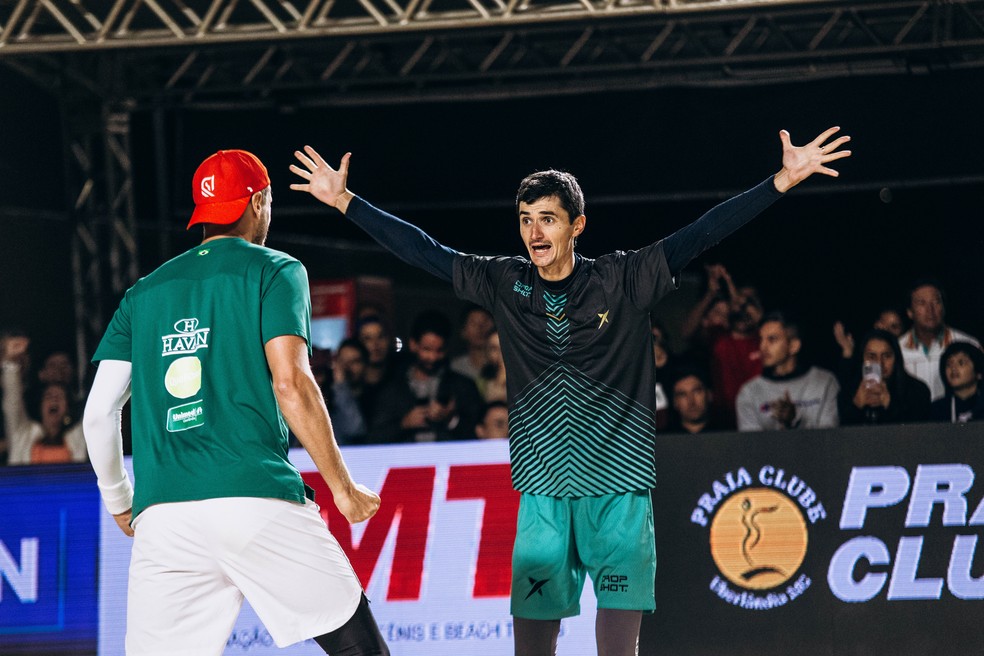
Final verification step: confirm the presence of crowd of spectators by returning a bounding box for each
[2,267,981,466]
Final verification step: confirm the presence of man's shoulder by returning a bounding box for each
[736,375,768,399]
[948,326,981,346]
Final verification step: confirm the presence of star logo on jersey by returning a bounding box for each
[597,309,610,328]
[525,577,550,600]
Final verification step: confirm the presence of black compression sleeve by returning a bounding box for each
[661,176,783,276]
[345,196,457,283]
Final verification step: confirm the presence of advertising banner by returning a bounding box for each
[0,465,99,656]
[641,423,984,656]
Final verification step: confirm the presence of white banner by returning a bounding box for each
[98,440,598,655]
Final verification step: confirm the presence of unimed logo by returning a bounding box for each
[0,538,39,603]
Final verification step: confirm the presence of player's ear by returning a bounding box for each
[573,214,586,237]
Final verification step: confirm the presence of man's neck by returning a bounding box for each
[537,254,576,282]
[773,358,797,377]
[914,325,943,348]
[682,419,708,434]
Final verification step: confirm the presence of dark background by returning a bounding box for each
[2,65,984,369]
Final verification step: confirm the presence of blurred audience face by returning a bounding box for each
[310,347,332,388]
[38,351,74,386]
[862,337,896,380]
[358,320,390,365]
[40,384,70,433]
[672,375,710,426]
[461,308,494,349]
[476,404,509,439]
[874,310,904,337]
[945,351,979,392]
[908,285,944,335]
[702,299,730,332]
[410,332,447,375]
[335,343,367,385]
[759,320,799,372]
[731,287,763,335]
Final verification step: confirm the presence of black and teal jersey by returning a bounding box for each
[454,247,674,496]
[344,176,783,496]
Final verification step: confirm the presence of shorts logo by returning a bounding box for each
[693,465,827,611]
[201,175,216,198]
[162,318,211,356]
[599,574,628,592]
[524,577,549,600]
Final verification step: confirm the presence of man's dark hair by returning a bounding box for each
[515,170,585,221]
[669,364,711,394]
[481,400,509,423]
[907,277,946,308]
[410,309,452,342]
[337,337,369,362]
[761,310,800,342]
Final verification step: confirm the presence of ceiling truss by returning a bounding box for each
[1,1,982,105]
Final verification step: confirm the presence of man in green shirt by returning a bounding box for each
[83,149,390,656]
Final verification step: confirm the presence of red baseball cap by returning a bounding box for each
[188,150,271,229]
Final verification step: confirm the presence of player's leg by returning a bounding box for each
[595,609,642,656]
[313,592,389,655]
[511,494,583,656]
[220,497,388,653]
[574,491,656,656]
[514,617,562,656]
[126,502,245,656]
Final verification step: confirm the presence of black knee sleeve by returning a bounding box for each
[314,593,390,656]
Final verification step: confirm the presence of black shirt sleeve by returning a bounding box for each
[346,195,458,283]
[661,176,783,276]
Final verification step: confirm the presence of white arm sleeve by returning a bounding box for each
[82,360,134,515]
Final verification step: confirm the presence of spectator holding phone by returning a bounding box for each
[839,329,931,425]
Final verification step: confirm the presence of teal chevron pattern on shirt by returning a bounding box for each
[544,291,570,356]
[509,360,657,496]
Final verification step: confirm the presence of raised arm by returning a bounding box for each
[290,146,457,283]
[662,126,851,275]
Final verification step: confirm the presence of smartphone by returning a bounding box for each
[862,361,882,386]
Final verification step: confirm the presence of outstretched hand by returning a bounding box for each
[773,126,851,193]
[289,146,354,214]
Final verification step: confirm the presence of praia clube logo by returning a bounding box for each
[691,465,828,610]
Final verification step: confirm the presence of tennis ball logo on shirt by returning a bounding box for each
[691,465,828,611]
[164,356,202,399]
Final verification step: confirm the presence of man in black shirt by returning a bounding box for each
[290,127,851,655]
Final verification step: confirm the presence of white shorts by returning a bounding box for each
[126,496,363,656]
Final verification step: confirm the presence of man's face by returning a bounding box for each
[759,321,797,369]
[336,345,366,384]
[702,299,730,331]
[478,406,510,439]
[862,338,896,380]
[486,332,503,367]
[908,285,944,334]
[462,309,494,348]
[411,332,447,374]
[519,195,584,275]
[672,375,709,425]
[945,351,979,391]
[358,323,389,365]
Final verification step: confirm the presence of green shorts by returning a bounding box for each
[510,490,656,620]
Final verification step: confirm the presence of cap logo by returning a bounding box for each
[200,175,216,199]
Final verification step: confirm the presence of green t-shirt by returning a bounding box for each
[93,238,312,518]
